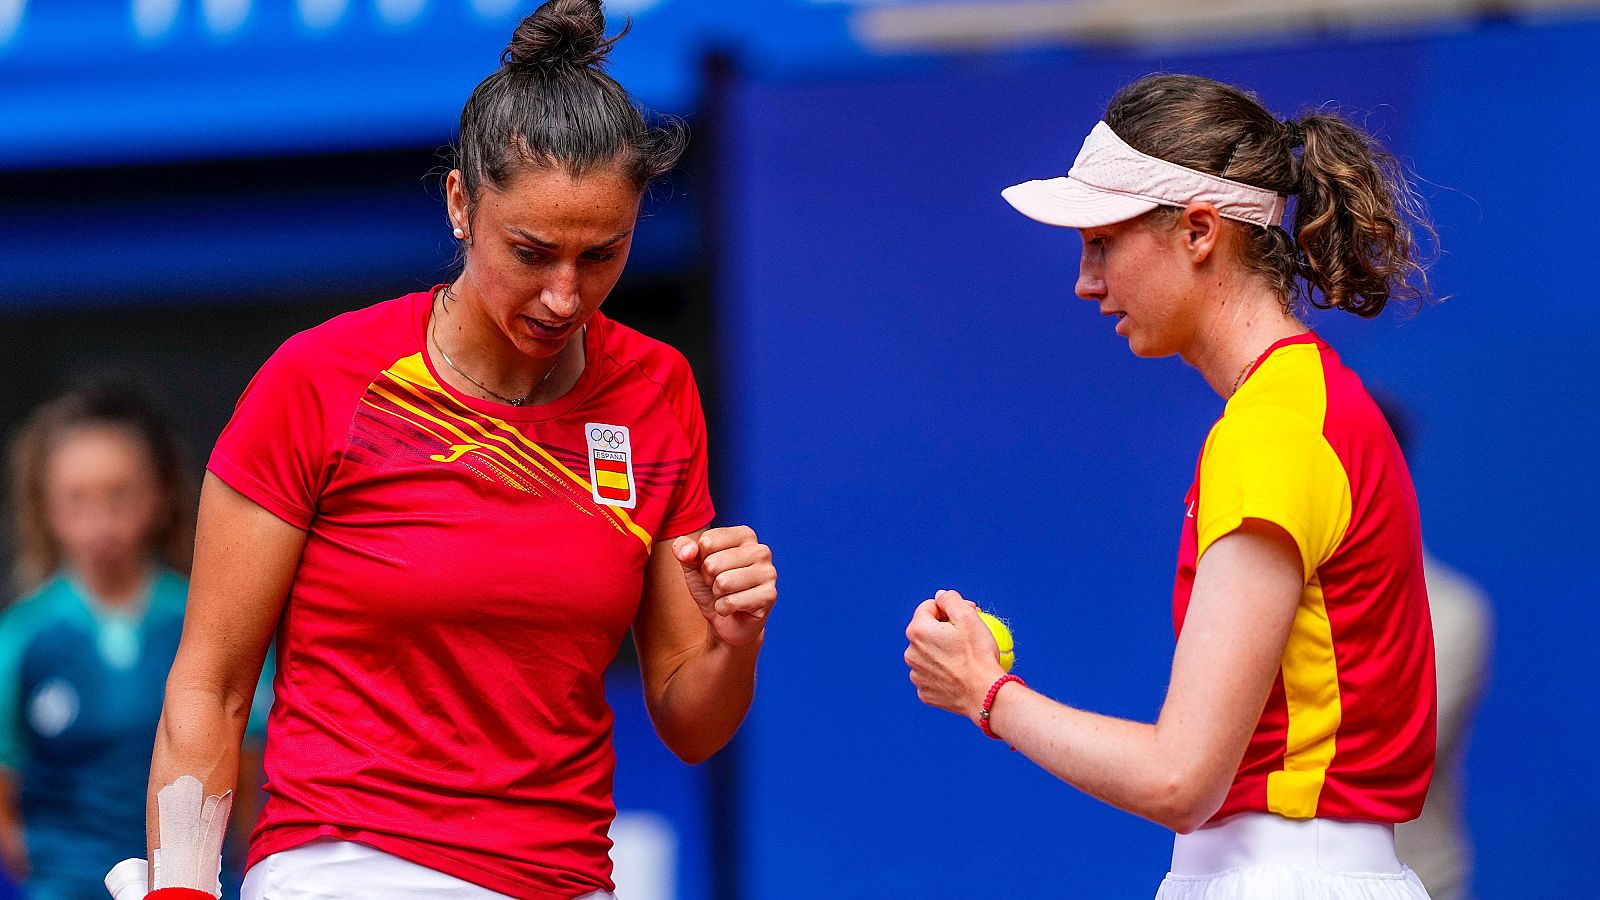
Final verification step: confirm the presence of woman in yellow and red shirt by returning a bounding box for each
[905,74,1436,899]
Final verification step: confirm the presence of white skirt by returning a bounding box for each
[241,838,618,900]
[1155,814,1432,900]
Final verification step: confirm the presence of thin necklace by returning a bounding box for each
[1230,357,1256,396]
[430,289,576,407]
[1232,323,1306,396]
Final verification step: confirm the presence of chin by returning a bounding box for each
[504,322,572,356]
[1125,336,1178,359]
[513,335,566,357]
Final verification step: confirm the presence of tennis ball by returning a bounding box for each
[977,609,1015,672]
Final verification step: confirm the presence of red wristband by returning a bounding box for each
[146,889,217,899]
[979,673,1025,740]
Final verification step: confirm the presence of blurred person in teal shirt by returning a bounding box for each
[0,383,269,899]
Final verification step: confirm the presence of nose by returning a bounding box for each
[541,266,582,319]
[1075,250,1106,301]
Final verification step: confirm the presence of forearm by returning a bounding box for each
[647,633,761,764]
[0,772,21,836]
[0,772,26,877]
[145,680,255,856]
[142,475,300,891]
[906,528,1299,835]
[986,683,1226,832]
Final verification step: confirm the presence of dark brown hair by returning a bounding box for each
[1106,74,1433,317]
[7,381,195,595]
[454,0,686,208]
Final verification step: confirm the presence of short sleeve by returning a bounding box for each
[0,603,45,772]
[1195,407,1353,582]
[657,362,716,539]
[0,648,25,772]
[208,332,350,530]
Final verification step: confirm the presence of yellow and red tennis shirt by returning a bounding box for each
[1172,332,1435,825]
[208,289,714,899]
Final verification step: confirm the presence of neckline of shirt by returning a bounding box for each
[1235,329,1322,393]
[411,287,606,424]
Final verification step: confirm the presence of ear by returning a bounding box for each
[444,169,470,233]
[1178,201,1224,265]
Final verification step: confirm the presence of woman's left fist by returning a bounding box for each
[673,526,776,647]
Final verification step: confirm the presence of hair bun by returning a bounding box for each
[504,0,616,73]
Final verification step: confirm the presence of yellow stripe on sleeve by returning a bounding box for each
[1267,573,1342,818]
[1194,345,1353,581]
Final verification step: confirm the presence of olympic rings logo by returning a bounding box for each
[589,427,626,449]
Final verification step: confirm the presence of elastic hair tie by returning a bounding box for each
[1283,119,1304,150]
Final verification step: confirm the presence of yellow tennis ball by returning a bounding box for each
[977,609,1015,672]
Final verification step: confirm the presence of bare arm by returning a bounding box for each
[632,527,776,764]
[0,770,26,879]
[146,473,306,868]
[905,519,1302,833]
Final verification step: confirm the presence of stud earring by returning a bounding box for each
[453,226,467,239]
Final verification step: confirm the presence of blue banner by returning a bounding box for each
[0,0,871,168]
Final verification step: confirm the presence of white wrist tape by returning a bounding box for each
[152,775,231,897]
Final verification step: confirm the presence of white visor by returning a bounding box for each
[1002,122,1287,229]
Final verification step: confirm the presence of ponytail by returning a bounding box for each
[1105,74,1434,316]
[1291,113,1434,317]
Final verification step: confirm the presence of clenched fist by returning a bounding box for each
[905,589,1007,723]
[673,525,776,648]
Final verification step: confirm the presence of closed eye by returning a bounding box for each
[512,246,619,264]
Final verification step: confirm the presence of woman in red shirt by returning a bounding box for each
[139,3,777,898]
[906,74,1436,898]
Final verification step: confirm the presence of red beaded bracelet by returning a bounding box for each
[146,889,217,900]
[979,673,1025,740]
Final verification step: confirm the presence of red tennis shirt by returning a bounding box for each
[209,289,714,898]
[1172,332,1435,825]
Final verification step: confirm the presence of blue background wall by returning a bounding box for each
[0,0,866,168]
[717,19,1599,898]
[609,674,711,898]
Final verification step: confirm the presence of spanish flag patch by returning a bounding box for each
[585,422,637,509]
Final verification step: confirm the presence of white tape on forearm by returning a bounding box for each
[152,775,231,896]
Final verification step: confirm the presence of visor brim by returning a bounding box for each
[1001,177,1160,228]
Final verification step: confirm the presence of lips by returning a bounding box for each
[522,316,576,341]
